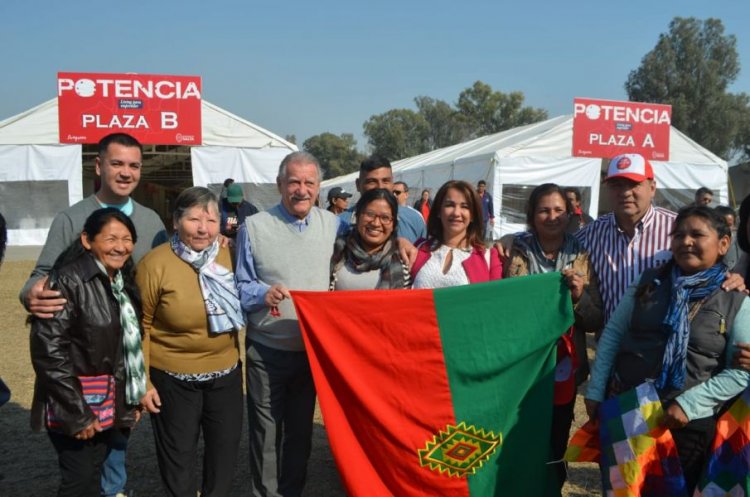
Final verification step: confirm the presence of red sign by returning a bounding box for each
[57,72,202,145]
[572,98,671,160]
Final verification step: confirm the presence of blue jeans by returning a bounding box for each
[100,428,129,496]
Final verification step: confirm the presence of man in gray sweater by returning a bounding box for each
[20,132,167,497]
[21,133,167,315]
[236,151,339,497]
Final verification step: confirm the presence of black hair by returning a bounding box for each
[223,178,235,188]
[477,180,487,187]
[525,183,573,230]
[50,208,141,312]
[359,155,392,175]
[672,205,731,240]
[714,205,736,224]
[695,186,713,198]
[393,181,408,192]
[97,133,143,157]
[563,187,582,202]
[354,188,399,244]
[739,194,750,252]
[0,212,6,266]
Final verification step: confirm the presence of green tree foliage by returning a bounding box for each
[456,82,548,139]
[625,17,750,159]
[302,132,365,179]
[414,96,469,149]
[362,109,430,161]
[363,81,547,161]
[284,134,297,145]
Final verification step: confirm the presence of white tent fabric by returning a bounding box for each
[0,98,296,245]
[191,146,290,185]
[0,144,82,245]
[190,101,296,189]
[322,115,728,237]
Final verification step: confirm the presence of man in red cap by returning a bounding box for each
[576,153,743,322]
[575,153,675,321]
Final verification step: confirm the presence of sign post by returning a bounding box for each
[57,72,202,145]
[572,98,671,160]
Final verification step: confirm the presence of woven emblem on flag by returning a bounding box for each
[418,421,501,477]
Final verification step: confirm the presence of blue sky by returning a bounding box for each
[2,0,749,151]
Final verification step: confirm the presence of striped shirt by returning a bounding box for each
[575,205,676,321]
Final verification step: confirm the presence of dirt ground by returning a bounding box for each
[0,259,600,496]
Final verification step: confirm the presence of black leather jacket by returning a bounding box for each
[30,252,138,436]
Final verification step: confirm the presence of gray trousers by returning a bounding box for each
[246,340,316,497]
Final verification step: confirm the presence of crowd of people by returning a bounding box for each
[16,132,750,496]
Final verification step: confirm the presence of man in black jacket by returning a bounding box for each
[221,182,259,242]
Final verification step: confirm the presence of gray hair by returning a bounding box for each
[278,151,322,182]
[173,186,219,222]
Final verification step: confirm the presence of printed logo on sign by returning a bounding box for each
[616,157,632,169]
[176,133,195,143]
[585,105,601,120]
[74,79,96,97]
[118,99,143,110]
[615,123,633,131]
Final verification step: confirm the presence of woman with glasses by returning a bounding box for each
[330,188,410,290]
[411,180,502,289]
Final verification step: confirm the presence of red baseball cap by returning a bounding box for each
[605,154,654,183]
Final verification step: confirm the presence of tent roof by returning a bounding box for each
[393,114,726,172]
[0,98,296,150]
[322,114,726,190]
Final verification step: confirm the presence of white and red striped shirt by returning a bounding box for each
[575,205,676,321]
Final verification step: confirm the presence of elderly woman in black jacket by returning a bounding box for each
[30,208,145,497]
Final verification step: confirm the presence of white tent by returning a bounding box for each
[0,98,296,245]
[322,115,728,237]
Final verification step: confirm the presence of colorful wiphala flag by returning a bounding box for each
[292,273,573,497]
[694,388,750,497]
[599,382,688,497]
[564,419,600,463]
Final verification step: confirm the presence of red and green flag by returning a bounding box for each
[292,273,573,497]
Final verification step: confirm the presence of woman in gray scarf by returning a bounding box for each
[504,183,603,495]
[330,188,410,291]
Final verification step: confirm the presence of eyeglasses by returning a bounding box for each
[393,190,403,195]
[361,210,394,225]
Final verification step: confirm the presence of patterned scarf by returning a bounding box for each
[111,271,146,405]
[330,233,409,289]
[657,263,726,390]
[514,231,581,275]
[170,233,245,333]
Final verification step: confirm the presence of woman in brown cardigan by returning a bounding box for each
[137,187,245,497]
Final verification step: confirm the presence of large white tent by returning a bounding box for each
[0,98,296,245]
[322,115,728,237]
